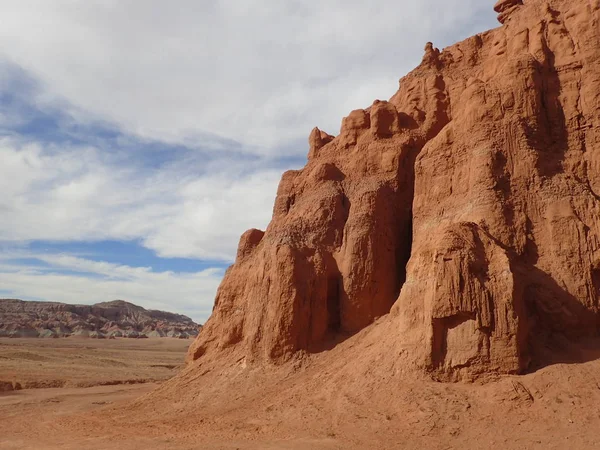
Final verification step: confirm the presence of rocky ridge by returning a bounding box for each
[0,299,200,339]
[187,0,600,381]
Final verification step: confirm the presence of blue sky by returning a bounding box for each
[0,1,498,322]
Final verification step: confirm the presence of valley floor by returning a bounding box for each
[0,337,190,389]
[2,334,600,449]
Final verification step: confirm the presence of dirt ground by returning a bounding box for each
[0,383,159,450]
[0,337,190,388]
[2,334,600,449]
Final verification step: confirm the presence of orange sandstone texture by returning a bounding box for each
[189,0,600,380]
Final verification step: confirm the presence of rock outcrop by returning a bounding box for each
[188,0,600,380]
[0,299,200,339]
[494,0,524,24]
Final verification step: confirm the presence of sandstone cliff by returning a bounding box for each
[0,299,200,338]
[188,0,600,380]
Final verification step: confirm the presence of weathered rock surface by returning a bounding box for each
[494,0,524,24]
[189,0,600,380]
[0,299,200,339]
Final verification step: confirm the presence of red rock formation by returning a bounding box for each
[307,127,334,159]
[189,0,600,380]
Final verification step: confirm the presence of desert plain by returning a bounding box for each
[0,337,190,389]
[2,335,600,449]
[0,337,189,449]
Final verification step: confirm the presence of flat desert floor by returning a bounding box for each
[0,338,191,450]
[0,337,191,388]
[3,336,600,449]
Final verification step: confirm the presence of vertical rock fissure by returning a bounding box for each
[396,216,413,290]
[394,144,427,300]
[326,275,342,333]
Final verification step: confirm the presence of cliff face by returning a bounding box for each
[0,299,200,338]
[188,0,600,380]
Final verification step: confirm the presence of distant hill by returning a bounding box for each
[0,299,201,339]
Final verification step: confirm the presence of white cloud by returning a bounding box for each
[0,1,499,314]
[0,252,221,322]
[0,0,497,154]
[0,136,281,260]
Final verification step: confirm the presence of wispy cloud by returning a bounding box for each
[0,135,284,260]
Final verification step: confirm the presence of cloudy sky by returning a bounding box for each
[0,1,498,323]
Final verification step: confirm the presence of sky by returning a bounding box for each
[0,1,498,323]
